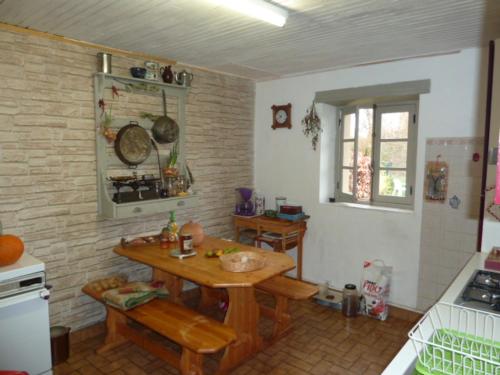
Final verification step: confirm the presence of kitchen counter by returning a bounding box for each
[382,251,492,375]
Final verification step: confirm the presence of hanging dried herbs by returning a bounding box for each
[302,102,322,150]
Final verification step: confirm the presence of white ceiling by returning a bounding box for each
[1,0,499,80]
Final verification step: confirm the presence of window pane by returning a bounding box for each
[356,108,373,201]
[343,141,354,167]
[379,170,406,197]
[381,112,409,139]
[343,113,356,139]
[356,154,372,201]
[358,108,373,158]
[342,169,353,195]
[380,141,407,168]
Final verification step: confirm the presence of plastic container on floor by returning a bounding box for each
[50,326,70,365]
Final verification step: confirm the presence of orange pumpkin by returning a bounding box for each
[0,234,24,266]
[180,221,204,246]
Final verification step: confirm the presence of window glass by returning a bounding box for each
[380,141,407,168]
[379,170,407,197]
[342,169,353,195]
[342,141,354,167]
[356,108,373,201]
[343,113,356,139]
[381,112,409,139]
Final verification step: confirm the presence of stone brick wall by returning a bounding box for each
[0,29,254,329]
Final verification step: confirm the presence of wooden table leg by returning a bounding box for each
[297,232,303,281]
[218,287,262,374]
[199,286,224,310]
[235,225,240,243]
[153,268,183,304]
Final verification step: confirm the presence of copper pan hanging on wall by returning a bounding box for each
[114,121,152,167]
[151,90,179,144]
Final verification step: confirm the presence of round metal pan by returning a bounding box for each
[152,90,179,144]
[114,121,152,166]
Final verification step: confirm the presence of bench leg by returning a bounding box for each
[153,268,184,304]
[97,307,128,353]
[272,295,292,340]
[180,348,203,375]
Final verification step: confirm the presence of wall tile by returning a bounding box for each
[417,137,483,311]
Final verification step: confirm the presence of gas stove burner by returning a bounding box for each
[455,269,500,313]
[472,270,500,288]
[462,286,500,310]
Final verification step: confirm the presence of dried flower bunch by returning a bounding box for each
[302,102,322,150]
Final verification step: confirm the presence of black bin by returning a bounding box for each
[50,326,71,365]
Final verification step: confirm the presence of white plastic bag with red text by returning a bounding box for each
[360,260,392,320]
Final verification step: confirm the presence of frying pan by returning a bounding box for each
[152,90,179,144]
[114,121,152,166]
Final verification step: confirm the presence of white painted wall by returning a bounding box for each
[254,48,485,309]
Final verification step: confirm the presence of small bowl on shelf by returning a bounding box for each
[130,67,147,79]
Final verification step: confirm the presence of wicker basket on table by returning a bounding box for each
[219,251,266,272]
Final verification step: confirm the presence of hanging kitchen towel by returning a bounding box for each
[360,260,392,321]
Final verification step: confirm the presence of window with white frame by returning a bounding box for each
[336,102,417,207]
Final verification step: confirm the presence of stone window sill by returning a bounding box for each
[324,201,414,214]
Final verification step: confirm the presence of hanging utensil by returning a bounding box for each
[150,139,167,197]
[114,121,152,167]
[152,90,179,144]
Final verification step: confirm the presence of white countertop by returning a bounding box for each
[0,252,45,282]
[382,251,491,375]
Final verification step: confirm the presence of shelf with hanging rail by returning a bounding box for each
[93,73,197,219]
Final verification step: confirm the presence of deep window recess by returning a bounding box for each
[336,102,417,208]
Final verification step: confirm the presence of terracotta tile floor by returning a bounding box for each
[53,290,415,375]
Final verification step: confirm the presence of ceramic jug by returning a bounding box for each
[160,65,174,84]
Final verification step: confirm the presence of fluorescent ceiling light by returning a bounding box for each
[209,0,288,27]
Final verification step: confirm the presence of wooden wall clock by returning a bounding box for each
[271,103,292,129]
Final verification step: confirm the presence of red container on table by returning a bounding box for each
[279,205,302,215]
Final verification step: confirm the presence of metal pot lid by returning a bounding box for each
[114,122,152,166]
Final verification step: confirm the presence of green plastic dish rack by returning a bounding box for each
[415,329,500,375]
[409,303,500,375]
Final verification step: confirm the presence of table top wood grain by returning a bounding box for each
[114,236,295,288]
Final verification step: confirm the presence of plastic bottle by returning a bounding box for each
[342,284,359,317]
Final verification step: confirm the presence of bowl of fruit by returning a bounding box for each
[205,247,240,258]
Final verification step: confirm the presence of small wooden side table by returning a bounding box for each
[234,215,308,280]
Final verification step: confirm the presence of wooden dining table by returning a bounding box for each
[114,236,295,373]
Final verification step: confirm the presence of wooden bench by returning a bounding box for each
[83,286,236,375]
[256,276,318,341]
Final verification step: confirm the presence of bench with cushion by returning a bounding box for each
[256,275,318,341]
[83,285,236,375]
